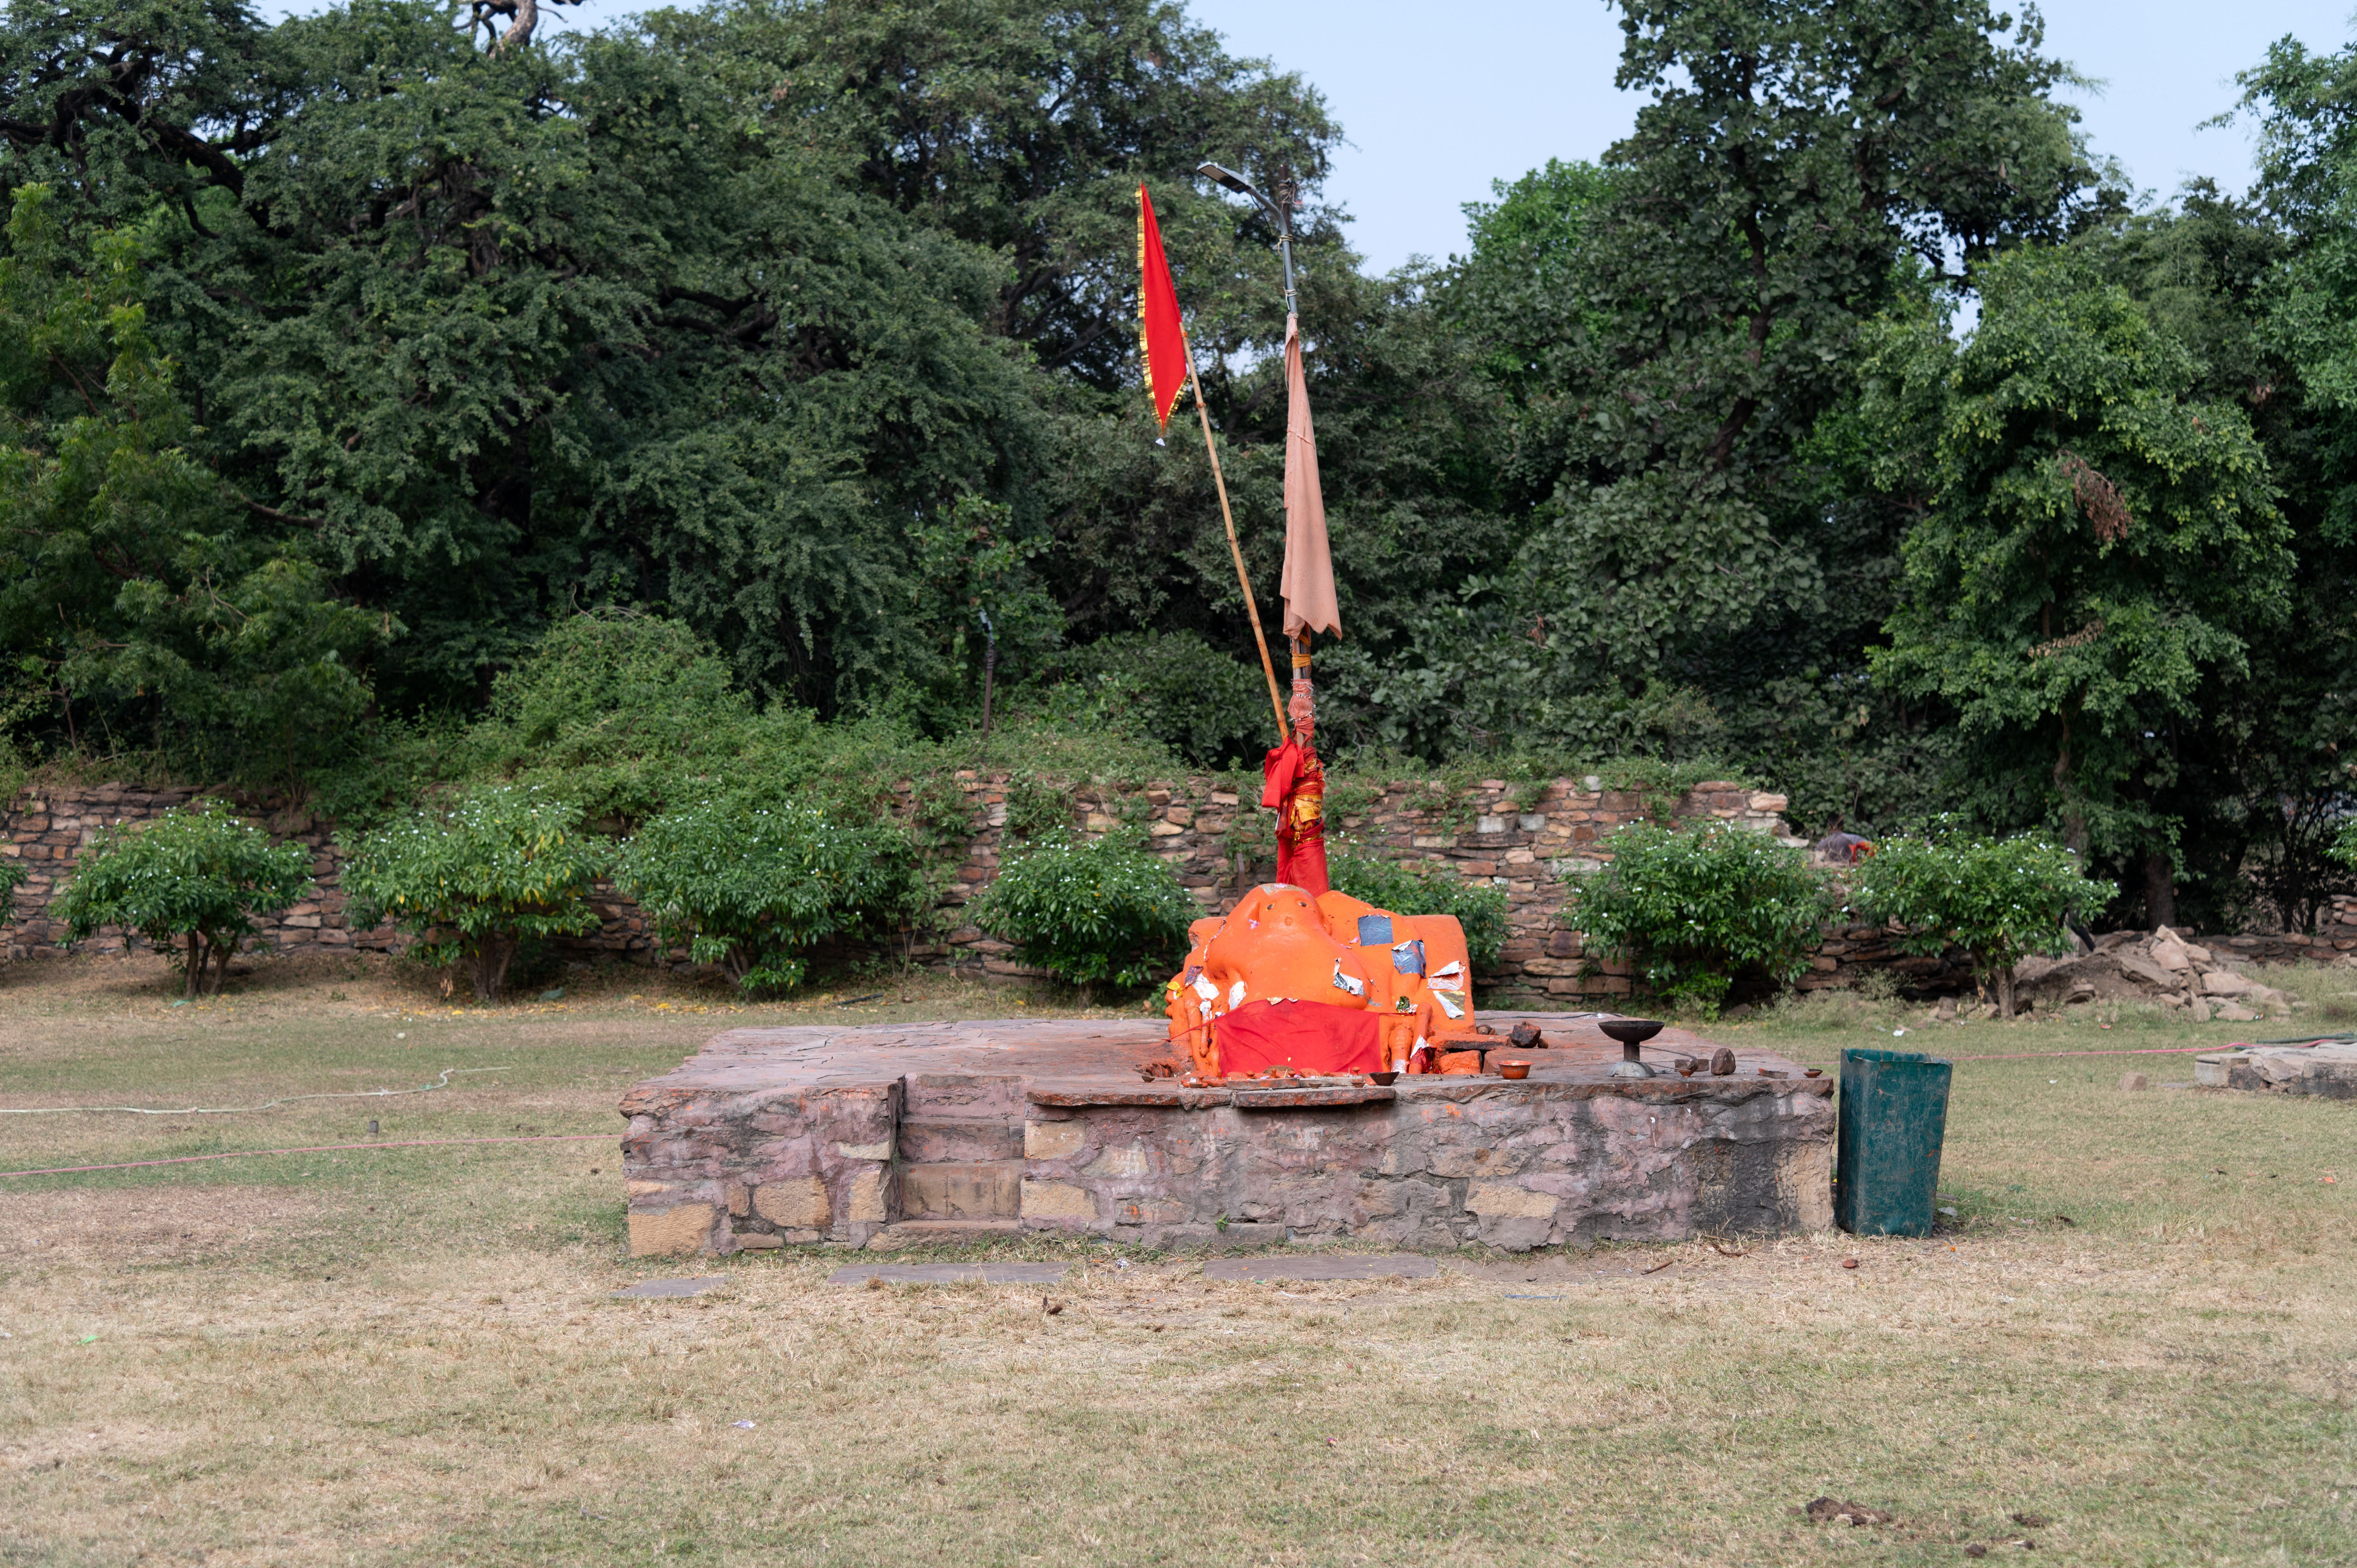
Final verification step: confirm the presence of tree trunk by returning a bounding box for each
[1992,964,2017,1019]
[2054,703,2088,855]
[185,932,203,998]
[2144,849,2177,931]
[496,0,539,52]
[207,935,231,996]
[467,935,516,1001]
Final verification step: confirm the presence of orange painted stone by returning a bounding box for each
[1163,882,1479,1079]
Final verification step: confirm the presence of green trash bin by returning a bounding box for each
[1835,1046,1953,1238]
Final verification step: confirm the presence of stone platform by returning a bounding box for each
[617,1012,1834,1256]
[2196,1041,2357,1098]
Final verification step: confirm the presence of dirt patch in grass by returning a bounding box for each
[0,1183,341,1263]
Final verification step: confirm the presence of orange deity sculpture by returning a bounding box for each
[1162,882,1482,1082]
[1262,678,1329,894]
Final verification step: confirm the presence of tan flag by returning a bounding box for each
[1279,314,1340,639]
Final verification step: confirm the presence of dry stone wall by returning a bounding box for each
[1,775,1789,999]
[13,777,2356,999]
[909,772,1800,1003]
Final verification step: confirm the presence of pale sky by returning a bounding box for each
[305,0,2357,273]
[1181,0,2357,271]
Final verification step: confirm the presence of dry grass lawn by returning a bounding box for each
[2,950,2355,1565]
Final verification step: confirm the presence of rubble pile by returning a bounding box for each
[2012,926,2309,1022]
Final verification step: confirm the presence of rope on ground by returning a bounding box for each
[0,1065,509,1117]
[0,1132,614,1179]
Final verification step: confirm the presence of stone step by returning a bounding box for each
[900,1160,1022,1220]
[875,1219,1023,1243]
[897,1116,1023,1164]
[903,1072,1027,1119]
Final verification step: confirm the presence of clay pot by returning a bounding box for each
[1369,1071,1399,1085]
[1496,1059,1530,1080]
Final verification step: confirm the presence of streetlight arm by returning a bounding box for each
[1195,161,1296,318]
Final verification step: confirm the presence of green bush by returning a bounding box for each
[1327,847,1511,970]
[1560,821,1829,1015]
[614,801,919,994]
[49,800,312,996]
[966,829,1199,1001]
[478,609,783,824]
[1032,632,1276,770]
[0,856,24,926]
[1848,826,2115,1015]
[343,787,608,1002]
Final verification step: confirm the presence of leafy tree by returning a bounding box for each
[477,609,767,826]
[1867,245,2296,915]
[903,496,1064,736]
[1849,827,2114,1015]
[1325,847,1509,970]
[614,800,917,993]
[1559,821,1827,1015]
[343,786,607,1001]
[49,799,312,995]
[1308,0,2121,776]
[664,0,1346,388]
[0,852,26,925]
[0,0,1047,718]
[2159,42,2357,931]
[1030,630,1272,770]
[1470,0,2099,692]
[967,828,1197,1002]
[2333,819,2357,874]
[0,183,384,786]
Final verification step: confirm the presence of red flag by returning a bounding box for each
[1138,183,1187,429]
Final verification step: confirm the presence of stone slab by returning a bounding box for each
[1027,1083,1231,1109]
[828,1262,1070,1285]
[2195,1042,2357,1098]
[1203,1254,1440,1282]
[1230,1085,1397,1110]
[612,1276,728,1299]
[901,1160,1022,1220]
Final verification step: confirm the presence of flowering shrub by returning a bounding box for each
[49,800,312,996]
[343,787,607,1001]
[1848,826,2113,1015]
[967,829,1198,1000]
[614,801,917,994]
[1327,847,1510,970]
[1560,821,1828,1015]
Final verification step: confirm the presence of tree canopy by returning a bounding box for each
[5,0,2357,932]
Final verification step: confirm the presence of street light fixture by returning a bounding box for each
[1198,161,1296,318]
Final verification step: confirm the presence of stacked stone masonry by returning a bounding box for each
[9,778,2353,999]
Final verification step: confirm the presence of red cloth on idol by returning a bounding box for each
[1260,738,1329,895]
[1214,999,1382,1077]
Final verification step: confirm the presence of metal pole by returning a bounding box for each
[1195,161,1309,738]
[1276,219,1296,318]
[1184,350,1290,745]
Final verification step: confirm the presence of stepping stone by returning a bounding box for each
[613,1277,728,1299]
[828,1262,1069,1285]
[1203,1254,1438,1282]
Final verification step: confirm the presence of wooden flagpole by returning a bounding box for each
[1186,349,1289,744]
